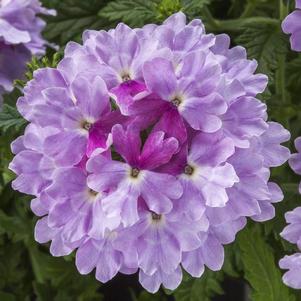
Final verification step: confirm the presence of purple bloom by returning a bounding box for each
[10,12,290,293]
[280,136,301,289]
[289,137,301,192]
[282,0,301,51]
[280,208,301,288]
[0,0,55,97]
[87,124,182,227]
[76,235,138,283]
[143,53,227,132]
[279,253,301,289]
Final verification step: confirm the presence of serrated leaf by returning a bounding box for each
[99,0,158,27]
[287,55,301,92]
[42,0,112,45]
[238,225,296,301]
[236,22,287,80]
[174,271,224,301]
[0,104,27,134]
[181,0,211,16]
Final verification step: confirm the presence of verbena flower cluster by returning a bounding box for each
[0,0,55,103]
[280,138,301,288]
[10,12,290,293]
[282,0,301,52]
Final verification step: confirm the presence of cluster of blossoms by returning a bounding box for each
[10,12,290,293]
[0,0,55,104]
[279,0,301,288]
[280,139,301,288]
[282,0,301,52]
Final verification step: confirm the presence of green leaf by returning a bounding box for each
[173,270,224,301]
[99,0,158,27]
[181,0,211,17]
[236,22,287,79]
[287,55,301,93]
[15,54,62,88]
[238,225,296,301]
[99,0,212,29]
[42,0,114,45]
[0,104,27,134]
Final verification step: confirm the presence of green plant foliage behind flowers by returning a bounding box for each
[1,0,301,300]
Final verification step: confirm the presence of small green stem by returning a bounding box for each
[202,7,219,30]
[276,0,288,106]
[206,17,279,33]
[279,0,286,20]
[276,55,287,104]
[241,2,256,18]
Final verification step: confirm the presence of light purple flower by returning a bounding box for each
[280,253,301,289]
[87,124,182,227]
[282,0,301,51]
[182,217,246,277]
[280,208,301,288]
[76,234,138,283]
[279,134,301,289]
[289,137,301,192]
[113,208,206,292]
[143,53,227,132]
[10,12,290,293]
[0,0,55,96]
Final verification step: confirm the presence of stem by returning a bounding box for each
[241,2,256,18]
[279,0,286,20]
[202,7,219,30]
[206,17,278,33]
[276,0,288,105]
[276,55,287,104]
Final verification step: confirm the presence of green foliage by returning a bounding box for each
[238,225,296,301]
[236,22,287,79]
[0,104,27,134]
[0,188,104,301]
[99,0,211,27]
[99,0,158,27]
[173,271,224,301]
[287,55,301,94]
[15,53,62,88]
[41,0,113,45]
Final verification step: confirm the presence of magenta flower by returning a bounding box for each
[0,0,55,99]
[10,12,290,293]
[282,0,301,51]
[87,124,182,227]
